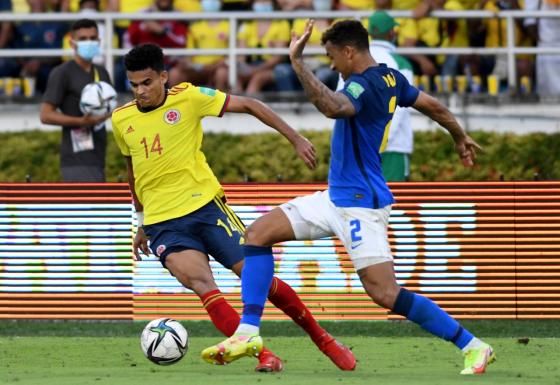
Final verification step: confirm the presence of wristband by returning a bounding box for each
[136,211,144,227]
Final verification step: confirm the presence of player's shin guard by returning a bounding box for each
[240,245,275,327]
[392,288,474,349]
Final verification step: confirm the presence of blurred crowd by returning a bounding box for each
[0,0,559,97]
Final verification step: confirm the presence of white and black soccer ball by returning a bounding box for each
[79,81,117,116]
[140,318,189,365]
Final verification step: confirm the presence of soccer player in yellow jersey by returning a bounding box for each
[112,44,356,372]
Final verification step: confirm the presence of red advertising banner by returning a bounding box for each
[1,182,559,320]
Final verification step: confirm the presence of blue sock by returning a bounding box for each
[240,245,275,328]
[393,288,474,349]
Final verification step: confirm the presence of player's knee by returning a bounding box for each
[243,224,269,246]
[365,283,399,309]
[186,276,217,296]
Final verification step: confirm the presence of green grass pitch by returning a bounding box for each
[1,320,559,385]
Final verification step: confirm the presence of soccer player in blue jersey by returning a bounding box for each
[203,19,495,375]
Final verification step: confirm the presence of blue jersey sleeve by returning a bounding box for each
[339,76,369,113]
[394,70,419,107]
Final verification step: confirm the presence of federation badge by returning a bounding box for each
[156,244,167,257]
[164,109,181,125]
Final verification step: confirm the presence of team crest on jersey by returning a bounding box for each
[164,109,181,125]
[156,244,166,256]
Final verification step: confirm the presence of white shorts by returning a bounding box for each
[280,190,393,270]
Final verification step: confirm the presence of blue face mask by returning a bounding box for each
[76,40,100,61]
[313,0,331,11]
[252,2,273,12]
[201,0,221,12]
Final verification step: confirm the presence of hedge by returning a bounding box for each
[0,129,558,182]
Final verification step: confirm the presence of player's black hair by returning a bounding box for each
[321,20,369,51]
[71,18,98,32]
[124,44,165,73]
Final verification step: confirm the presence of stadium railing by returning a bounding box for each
[0,10,559,91]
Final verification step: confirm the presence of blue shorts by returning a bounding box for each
[143,196,246,270]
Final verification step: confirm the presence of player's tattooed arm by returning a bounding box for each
[289,19,355,119]
[291,59,355,119]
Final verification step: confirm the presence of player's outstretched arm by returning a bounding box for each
[289,19,356,119]
[125,156,150,260]
[412,91,482,167]
[225,95,316,170]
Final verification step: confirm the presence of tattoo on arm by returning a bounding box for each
[292,59,353,118]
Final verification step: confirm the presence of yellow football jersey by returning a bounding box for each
[188,20,230,65]
[237,20,290,61]
[111,83,228,225]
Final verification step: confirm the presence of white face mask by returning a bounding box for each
[75,40,100,61]
[201,0,221,12]
[313,0,331,11]
[252,2,273,12]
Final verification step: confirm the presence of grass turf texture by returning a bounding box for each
[0,321,559,385]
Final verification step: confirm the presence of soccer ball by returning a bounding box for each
[79,81,117,116]
[140,318,189,365]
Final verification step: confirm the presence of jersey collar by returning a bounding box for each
[136,89,169,113]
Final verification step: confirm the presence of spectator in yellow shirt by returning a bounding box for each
[472,0,533,84]
[275,0,338,91]
[409,0,468,75]
[236,0,291,93]
[168,0,230,90]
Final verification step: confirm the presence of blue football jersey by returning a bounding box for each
[328,64,419,209]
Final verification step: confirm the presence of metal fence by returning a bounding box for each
[0,10,559,90]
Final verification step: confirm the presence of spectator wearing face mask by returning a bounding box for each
[236,0,291,93]
[168,0,230,90]
[62,0,120,66]
[274,0,339,91]
[40,19,113,182]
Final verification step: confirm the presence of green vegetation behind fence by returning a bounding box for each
[0,130,559,182]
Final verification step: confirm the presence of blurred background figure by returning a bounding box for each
[337,0,374,10]
[40,19,112,182]
[276,0,312,10]
[0,0,68,94]
[368,11,415,181]
[168,0,229,90]
[220,0,251,9]
[124,0,187,51]
[274,0,339,92]
[236,0,290,93]
[0,0,13,64]
[524,0,560,97]
[471,0,534,88]
[62,0,117,66]
[409,0,469,77]
[121,0,187,90]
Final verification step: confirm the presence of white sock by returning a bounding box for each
[461,337,484,353]
[235,323,259,336]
